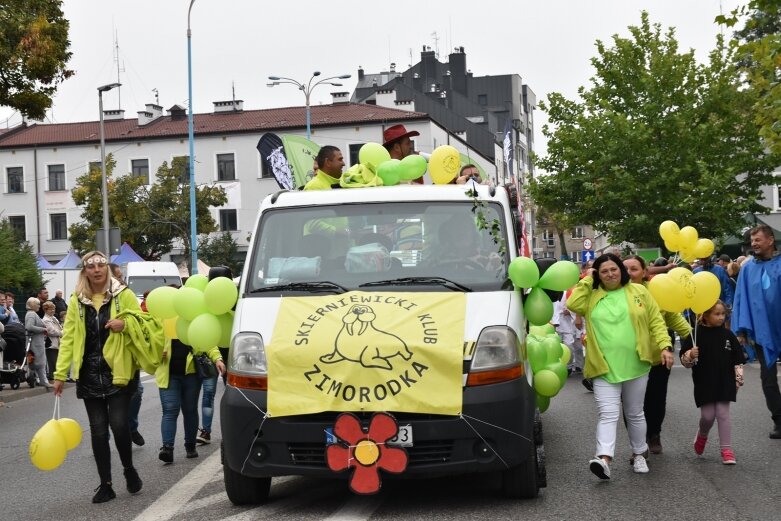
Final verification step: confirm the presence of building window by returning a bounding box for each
[542,229,555,248]
[478,94,487,105]
[50,213,67,240]
[571,226,584,239]
[775,177,781,211]
[7,167,23,193]
[131,159,150,184]
[217,153,235,181]
[349,144,365,167]
[543,251,554,259]
[48,164,66,191]
[572,250,583,262]
[89,161,102,173]
[173,156,191,184]
[219,209,237,231]
[8,216,26,241]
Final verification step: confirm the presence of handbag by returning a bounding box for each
[192,351,217,379]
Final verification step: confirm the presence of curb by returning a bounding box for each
[0,382,76,405]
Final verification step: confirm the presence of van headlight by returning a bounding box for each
[467,326,523,386]
[229,332,267,375]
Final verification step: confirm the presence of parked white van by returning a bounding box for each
[125,261,182,301]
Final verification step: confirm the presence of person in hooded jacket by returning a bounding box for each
[52,251,144,504]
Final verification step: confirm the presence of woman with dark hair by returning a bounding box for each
[567,253,673,480]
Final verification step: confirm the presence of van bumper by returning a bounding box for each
[220,377,535,479]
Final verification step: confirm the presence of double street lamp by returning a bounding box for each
[97,82,121,255]
[267,71,351,140]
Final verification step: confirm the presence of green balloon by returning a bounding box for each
[508,257,540,288]
[527,341,547,373]
[146,286,178,319]
[359,142,391,171]
[175,317,191,345]
[533,369,561,397]
[538,260,581,291]
[536,393,550,413]
[543,337,563,364]
[217,311,234,348]
[204,277,238,315]
[174,287,208,321]
[546,361,569,385]
[529,324,555,336]
[377,159,401,186]
[399,154,427,180]
[185,274,209,291]
[546,332,561,343]
[188,313,222,352]
[524,287,554,326]
[560,343,572,365]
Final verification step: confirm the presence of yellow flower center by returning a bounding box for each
[354,439,380,465]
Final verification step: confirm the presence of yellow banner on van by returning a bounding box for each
[267,291,465,417]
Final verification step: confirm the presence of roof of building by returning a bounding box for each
[0,103,427,148]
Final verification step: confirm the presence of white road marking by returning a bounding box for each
[219,479,337,521]
[131,449,222,521]
[322,494,387,521]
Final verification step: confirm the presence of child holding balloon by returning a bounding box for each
[680,300,744,465]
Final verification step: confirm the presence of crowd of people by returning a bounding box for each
[558,223,780,480]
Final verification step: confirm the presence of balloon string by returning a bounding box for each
[52,395,59,420]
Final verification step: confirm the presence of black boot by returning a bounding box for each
[92,482,116,503]
[770,425,781,439]
[185,442,198,459]
[124,467,142,494]
[159,445,174,463]
[131,431,145,446]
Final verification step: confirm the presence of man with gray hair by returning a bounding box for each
[51,289,68,317]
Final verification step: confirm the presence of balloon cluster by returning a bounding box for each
[29,417,82,471]
[526,324,571,412]
[357,143,427,185]
[145,274,237,351]
[508,257,581,326]
[647,267,721,314]
[658,221,715,263]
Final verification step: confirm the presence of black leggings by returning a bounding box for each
[83,393,134,485]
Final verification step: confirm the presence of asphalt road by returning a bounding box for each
[2,363,780,521]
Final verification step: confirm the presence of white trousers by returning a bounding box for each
[593,374,649,458]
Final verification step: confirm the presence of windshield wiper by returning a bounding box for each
[359,277,472,292]
[249,281,348,294]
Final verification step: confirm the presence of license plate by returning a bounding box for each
[325,425,413,447]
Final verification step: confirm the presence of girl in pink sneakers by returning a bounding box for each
[680,300,744,464]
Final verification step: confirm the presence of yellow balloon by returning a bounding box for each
[664,238,680,252]
[559,344,572,365]
[57,418,82,451]
[669,267,695,308]
[679,247,697,263]
[29,419,67,471]
[678,226,699,251]
[429,145,461,184]
[692,238,715,259]
[658,220,680,243]
[691,271,721,313]
[163,317,178,339]
[648,274,686,312]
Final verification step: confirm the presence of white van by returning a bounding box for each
[125,261,182,301]
[222,184,544,504]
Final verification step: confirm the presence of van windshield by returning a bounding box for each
[247,201,510,294]
[127,275,182,296]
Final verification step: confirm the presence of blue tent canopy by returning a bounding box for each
[111,242,144,264]
[53,250,82,269]
[36,254,53,269]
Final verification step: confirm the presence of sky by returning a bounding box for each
[1,0,744,157]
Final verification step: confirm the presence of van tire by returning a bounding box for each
[533,410,543,446]
[501,440,538,499]
[223,446,271,505]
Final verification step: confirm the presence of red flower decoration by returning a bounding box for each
[326,412,408,494]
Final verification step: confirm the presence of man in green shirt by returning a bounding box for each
[304,146,345,190]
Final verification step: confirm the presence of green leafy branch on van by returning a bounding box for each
[466,187,506,256]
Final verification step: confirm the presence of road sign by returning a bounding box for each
[583,238,593,250]
[582,250,595,262]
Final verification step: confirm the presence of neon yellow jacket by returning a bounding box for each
[303,170,340,190]
[103,309,165,385]
[566,276,671,379]
[155,339,222,389]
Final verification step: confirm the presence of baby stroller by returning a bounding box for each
[0,322,37,390]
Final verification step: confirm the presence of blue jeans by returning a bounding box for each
[128,380,143,433]
[200,375,217,432]
[159,373,201,447]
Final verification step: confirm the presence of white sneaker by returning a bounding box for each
[589,457,611,479]
[633,454,649,474]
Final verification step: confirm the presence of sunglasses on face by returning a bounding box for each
[84,257,108,266]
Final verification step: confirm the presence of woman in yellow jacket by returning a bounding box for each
[156,337,224,463]
[567,253,673,480]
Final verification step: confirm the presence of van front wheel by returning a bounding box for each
[223,461,271,505]
[501,441,539,499]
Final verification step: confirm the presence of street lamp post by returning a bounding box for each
[267,71,351,140]
[98,82,121,255]
[187,0,198,274]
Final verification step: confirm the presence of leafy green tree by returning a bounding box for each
[198,232,244,276]
[532,12,780,246]
[69,156,228,268]
[0,0,73,120]
[0,218,43,293]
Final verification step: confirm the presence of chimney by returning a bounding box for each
[448,47,467,95]
[390,62,396,73]
[331,91,349,104]
[420,47,438,88]
[168,104,187,121]
[213,100,244,113]
[358,66,364,80]
[103,109,125,121]
[138,103,163,125]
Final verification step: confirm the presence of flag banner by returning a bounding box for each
[267,291,466,417]
[257,133,295,189]
[502,119,513,179]
[281,134,321,187]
